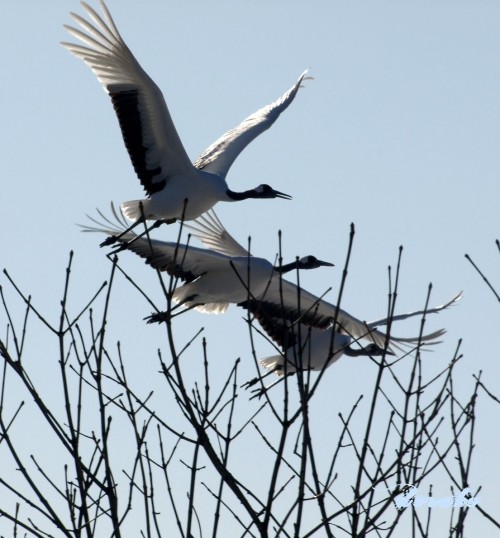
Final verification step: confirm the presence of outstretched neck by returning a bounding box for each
[225,184,291,201]
[226,188,257,201]
[273,260,300,274]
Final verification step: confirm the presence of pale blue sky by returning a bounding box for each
[1,1,499,535]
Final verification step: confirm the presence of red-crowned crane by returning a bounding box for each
[82,206,333,317]
[62,2,310,244]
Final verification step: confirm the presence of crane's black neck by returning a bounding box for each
[273,260,300,274]
[226,188,256,201]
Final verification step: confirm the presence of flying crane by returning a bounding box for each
[63,2,308,244]
[82,206,334,317]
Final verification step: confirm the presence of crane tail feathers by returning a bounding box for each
[260,356,287,376]
[121,199,151,221]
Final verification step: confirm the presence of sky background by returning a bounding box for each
[1,1,499,535]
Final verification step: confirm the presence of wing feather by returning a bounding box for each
[368,292,463,327]
[122,239,242,284]
[193,71,309,178]
[62,1,193,195]
[185,210,250,258]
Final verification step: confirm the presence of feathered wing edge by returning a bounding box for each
[368,292,463,328]
[361,291,463,350]
[80,201,135,237]
[193,70,311,177]
[184,209,250,258]
[62,1,192,195]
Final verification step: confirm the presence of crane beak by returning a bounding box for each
[318,260,335,267]
[273,189,292,200]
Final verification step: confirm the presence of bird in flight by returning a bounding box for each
[81,205,334,319]
[62,1,308,245]
[244,293,459,397]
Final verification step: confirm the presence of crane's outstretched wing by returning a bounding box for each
[239,282,392,348]
[193,71,310,178]
[242,283,447,353]
[62,1,193,195]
